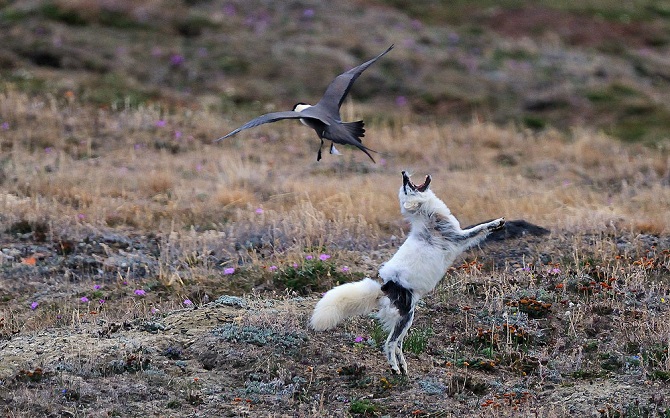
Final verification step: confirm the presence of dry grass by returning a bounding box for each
[2,91,668,242]
[0,89,669,417]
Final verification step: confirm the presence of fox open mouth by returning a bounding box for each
[402,171,431,193]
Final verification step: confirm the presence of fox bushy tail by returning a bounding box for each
[310,278,383,331]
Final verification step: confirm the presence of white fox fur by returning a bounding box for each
[310,172,504,375]
[311,278,381,331]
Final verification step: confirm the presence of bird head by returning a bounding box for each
[293,103,311,112]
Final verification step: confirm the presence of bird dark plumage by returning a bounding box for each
[215,45,394,162]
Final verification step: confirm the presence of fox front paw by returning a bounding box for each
[491,218,505,231]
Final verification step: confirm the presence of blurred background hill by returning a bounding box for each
[1,0,670,145]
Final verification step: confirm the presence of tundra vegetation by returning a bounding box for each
[0,0,669,416]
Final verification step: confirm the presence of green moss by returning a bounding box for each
[492,48,536,65]
[4,73,48,96]
[367,322,387,348]
[274,257,360,295]
[174,14,219,37]
[404,326,434,355]
[523,115,547,130]
[600,352,623,371]
[217,56,250,75]
[349,399,379,415]
[81,73,153,107]
[40,3,87,26]
[98,9,146,29]
[583,339,599,352]
[0,7,30,23]
[648,370,670,381]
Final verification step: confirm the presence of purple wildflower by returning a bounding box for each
[94,284,101,290]
[99,299,105,305]
[134,289,146,296]
[448,32,460,45]
[319,254,331,261]
[224,267,235,275]
[549,268,561,275]
[354,336,365,343]
[1,122,8,130]
[303,8,315,18]
[305,255,313,260]
[269,265,278,272]
[255,208,263,214]
[183,299,193,306]
[155,120,166,128]
[80,297,89,303]
[341,266,350,273]
[292,263,298,268]
[223,4,236,16]
[174,130,182,139]
[170,54,185,66]
[395,96,408,106]
[30,302,38,310]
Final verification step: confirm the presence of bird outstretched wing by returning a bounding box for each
[316,44,394,116]
[215,110,327,141]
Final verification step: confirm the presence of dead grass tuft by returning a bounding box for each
[143,170,175,196]
[214,188,257,209]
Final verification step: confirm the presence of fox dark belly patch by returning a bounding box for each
[381,280,413,316]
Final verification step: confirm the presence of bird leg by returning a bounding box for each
[317,138,324,161]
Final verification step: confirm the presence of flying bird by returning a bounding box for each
[215,45,394,162]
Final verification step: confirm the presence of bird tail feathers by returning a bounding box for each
[342,120,365,140]
[310,278,383,331]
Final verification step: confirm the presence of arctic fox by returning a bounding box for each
[310,171,505,375]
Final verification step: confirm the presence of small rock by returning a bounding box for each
[214,295,247,308]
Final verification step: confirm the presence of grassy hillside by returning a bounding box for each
[1,0,670,142]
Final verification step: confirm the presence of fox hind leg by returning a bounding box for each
[385,307,414,375]
[380,281,415,374]
[395,309,414,375]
